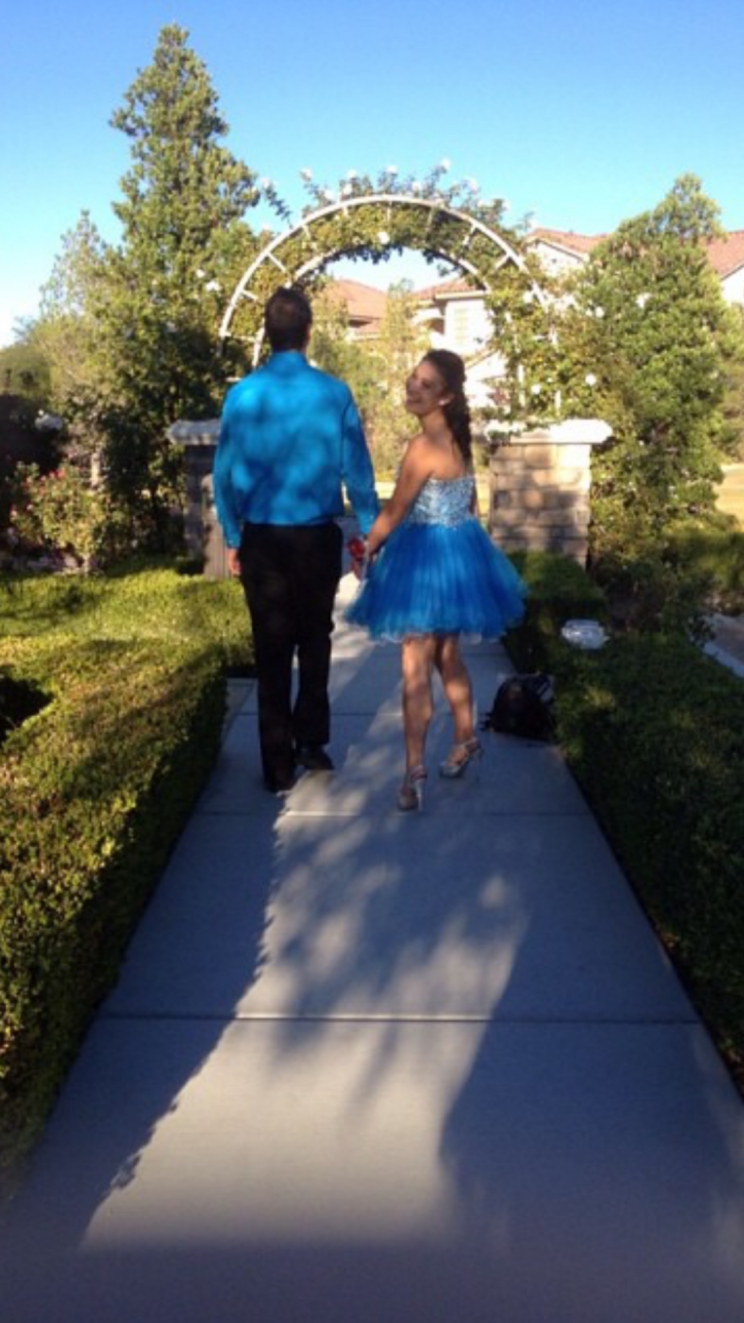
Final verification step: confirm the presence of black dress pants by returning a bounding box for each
[239,522,343,783]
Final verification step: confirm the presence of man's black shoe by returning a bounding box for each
[294,744,334,772]
[264,769,297,795]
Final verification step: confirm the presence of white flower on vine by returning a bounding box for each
[346,169,358,179]
[205,280,221,292]
[386,165,398,175]
[259,177,273,189]
[411,180,422,193]
[594,306,605,318]
[636,292,650,309]
[300,168,313,180]
[531,383,542,394]
[585,372,597,387]
[439,157,451,171]
[377,230,391,244]
[522,290,534,304]
[195,268,206,279]
[323,189,336,202]
[341,184,352,198]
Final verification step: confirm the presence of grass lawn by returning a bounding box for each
[716,463,744,525]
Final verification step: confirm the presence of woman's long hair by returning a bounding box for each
[423,349,473,467]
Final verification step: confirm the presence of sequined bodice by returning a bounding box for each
[406,474,475,527]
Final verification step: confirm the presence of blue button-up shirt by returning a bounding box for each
[212,351,379,547]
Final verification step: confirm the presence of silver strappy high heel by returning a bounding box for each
[397,765,427,811]
[439,737,483,779]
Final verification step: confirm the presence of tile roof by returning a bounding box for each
[706,231,744,277]
[323,279,388,322]
[526,228,606,254]
[528,227,744,277]
[414,275,480,300]
[327,230,744,318]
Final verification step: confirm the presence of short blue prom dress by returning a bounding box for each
[344,473,526,641]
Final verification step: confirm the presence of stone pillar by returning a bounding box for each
[168,419,230,578]
[488,419,611,564]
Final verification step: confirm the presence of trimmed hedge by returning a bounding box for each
[0,633,226,1193]
[505,548,609,671]
[669,527,744,613]
[0,563,252,672]
[0,675,48,746]
[508,552,744,1084]
[555,638,744,1059]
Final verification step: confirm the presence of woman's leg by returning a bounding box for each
[401,634,436,769]
[434,634,475,746]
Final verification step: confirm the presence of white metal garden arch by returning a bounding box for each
[219,192,546,363]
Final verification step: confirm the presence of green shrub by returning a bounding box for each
[0,634,226,1193]
[590,546,715,640]
[557,637,744,1063]
[505,549,608,670]
[0,674,49,747]
[668,527,744,613]
[9,462,131,568]
[507,593,744,1084]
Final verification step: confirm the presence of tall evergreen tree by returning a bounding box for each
[308,286,385,427]
[555,176,744,562]
[363,282,429,472]
[32,211,107,408]
[96,23,259,534]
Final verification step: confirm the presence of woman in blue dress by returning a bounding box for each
[345,349,526,810]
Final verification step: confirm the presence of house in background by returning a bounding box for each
[524,227,744,306]
[708,232,744,305]
[322,278,387,341]
[411,276,503,409]
[524,227,604,275]
[326,228,744,416]
[412,276,493,356]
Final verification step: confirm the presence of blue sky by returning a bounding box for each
[1,0,743,347]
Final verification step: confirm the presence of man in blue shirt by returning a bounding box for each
[213,287,378,793]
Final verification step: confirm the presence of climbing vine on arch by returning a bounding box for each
[219,163,558,426]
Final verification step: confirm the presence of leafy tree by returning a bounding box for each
[91,23,259,538]
[360,282,430,473]
[307,279,430,473]
[0,337,51,406]
[30,211,108,411]
[308,286,381,422]
[720,305,744,461]
[552,176,744,563]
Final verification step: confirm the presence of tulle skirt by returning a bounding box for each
[344,516,526,642]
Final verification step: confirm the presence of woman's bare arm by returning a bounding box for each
[366,437,433,555]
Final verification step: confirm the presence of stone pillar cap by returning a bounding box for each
[547,418,613,444]
[505,419,612,445]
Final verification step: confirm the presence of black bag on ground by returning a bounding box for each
[481,673,555,741]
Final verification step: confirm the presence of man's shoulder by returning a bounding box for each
[224,370,256,396]
[305,362,354,403]
[223,366,270,405]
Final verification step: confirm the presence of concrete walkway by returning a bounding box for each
[708,612,744,678]
[2,575,744,1322]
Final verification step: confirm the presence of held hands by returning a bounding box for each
[346,535,368,580]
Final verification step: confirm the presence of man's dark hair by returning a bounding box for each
[264,287,313,351]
